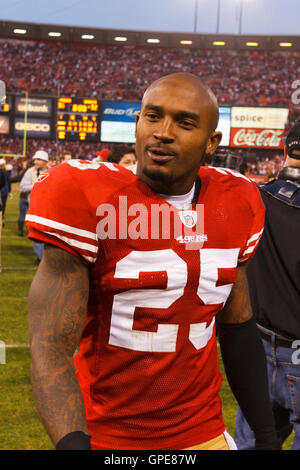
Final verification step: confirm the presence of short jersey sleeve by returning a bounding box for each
[238,179,265,264]
[25,161,101,263]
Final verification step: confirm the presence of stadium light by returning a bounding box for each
[48,32,61,37]
[180,40,193,45]
[213,41,226,46]
[194,0,198,33]
[81,35,95,40]
[246,42,259,47]
[279,42,292,47]
[237,0,251,35]
[216,0,221,33]
[114,36,127,42]
[238,0,243,35]
[13,29,27,35]
[147,38,160,44]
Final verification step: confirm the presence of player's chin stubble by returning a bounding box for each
[142,165,175,184]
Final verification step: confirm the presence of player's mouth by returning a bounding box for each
[146,145,177,164]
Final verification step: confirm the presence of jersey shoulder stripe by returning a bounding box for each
[25,213,97,241]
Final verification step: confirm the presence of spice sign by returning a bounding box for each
[230,107,288,149]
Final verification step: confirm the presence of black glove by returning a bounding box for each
[255,433,281,450]
[56,431,91,450]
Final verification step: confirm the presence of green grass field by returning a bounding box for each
[0,184,294,450]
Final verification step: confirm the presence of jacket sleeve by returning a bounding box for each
[19,168,33,193]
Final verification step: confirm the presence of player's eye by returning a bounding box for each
[179,120,195,129]
[145,112,160,120]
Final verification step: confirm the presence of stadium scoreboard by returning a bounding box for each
[0,94,13,136]
[56,97,100,141]
[0,93,12,113]
[0,102,10,112]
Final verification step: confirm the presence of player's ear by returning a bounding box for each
[205,131,222,158]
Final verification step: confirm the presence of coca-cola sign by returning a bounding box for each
[230,128,284,149]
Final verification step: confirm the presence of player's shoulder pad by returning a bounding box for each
[34,159,136,192]
[202,165,256,189]
[261,178,300,208]
[201,165,263,213]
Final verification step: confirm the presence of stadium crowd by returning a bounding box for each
[0,37,299,183]
[0,141,284,188]
[1,37,300,107]
[0,30,299,448]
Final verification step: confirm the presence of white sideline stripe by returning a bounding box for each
[25,214,97,241]
[2,237,32,240]
[4,345,80,357]
[1,267,37,271]
[44,231,98,254]
[246,228,264,246]
[5,344,223,351]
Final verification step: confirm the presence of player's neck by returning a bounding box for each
[137,173,196,196]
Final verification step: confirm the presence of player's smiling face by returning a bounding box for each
[135,74,222,195]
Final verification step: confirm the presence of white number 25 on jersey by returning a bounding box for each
[109,248,239,352]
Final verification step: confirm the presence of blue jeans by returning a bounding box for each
[18,197,29,222]
[234,325,300,450]
[33,241,44,261]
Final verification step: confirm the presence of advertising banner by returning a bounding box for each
[101,101,141,143]
[230,106,288,149]
[101,103,231,145]
[14,117,52,139]
[15,96,53,118]
[230,128,285,149]
[217,107,231,146]
[0,115,10,135]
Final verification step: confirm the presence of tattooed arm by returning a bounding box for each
[28,244,89,447]
[216,264,278,449]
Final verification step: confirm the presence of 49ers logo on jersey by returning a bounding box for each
[178,210,197,228]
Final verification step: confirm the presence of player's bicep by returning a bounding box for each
[217,263,253,324]
[28,244,89,355]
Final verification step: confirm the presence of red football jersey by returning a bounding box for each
[26,160,265,450]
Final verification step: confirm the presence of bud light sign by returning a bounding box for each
[100,101,141,143]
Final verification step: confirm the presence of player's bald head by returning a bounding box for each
[135,72,222,195]
[142,72,219,133]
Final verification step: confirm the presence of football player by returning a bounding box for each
[27,73,279,450]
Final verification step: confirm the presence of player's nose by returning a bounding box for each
[153,117,175,142]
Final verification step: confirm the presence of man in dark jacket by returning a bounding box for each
[235,122,300,450]
[0,158,10,227]
[0,163,6,271]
